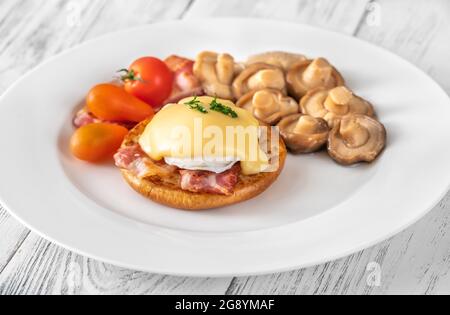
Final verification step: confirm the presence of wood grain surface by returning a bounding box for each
[0,0,449,295]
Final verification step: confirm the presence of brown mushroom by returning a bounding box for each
[287,58,345,99]
[328,115,386,165]
[300,86,375,128]
[277,114,329,153]
[237,89,299,125]
[232,63,287,99]
[247,51,307,71]
[193,51,236,100]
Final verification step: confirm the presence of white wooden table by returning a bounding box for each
[1,0,450,295]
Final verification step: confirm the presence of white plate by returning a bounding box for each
[1,18,450,277]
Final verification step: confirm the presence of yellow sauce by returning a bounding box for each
[139,96,269,175]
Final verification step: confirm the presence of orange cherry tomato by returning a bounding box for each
[119,57,174,110]
[87,84,154,123]
[70,123,128,163]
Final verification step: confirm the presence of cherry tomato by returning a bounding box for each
[70,123,128,163]
[119,57,174,109]
[87,84,154,123]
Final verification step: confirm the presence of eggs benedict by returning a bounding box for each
[115,96,286,210]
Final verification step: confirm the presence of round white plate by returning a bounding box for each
[1,18,450,277]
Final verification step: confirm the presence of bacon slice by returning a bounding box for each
[164,55,203,104]
[73,108,136,129]
[180,164,240,196]
[114,145,177,178]
[114,144,147,169]
[73,108,100,128]
[165,55,196,76]
[115,144,241,195]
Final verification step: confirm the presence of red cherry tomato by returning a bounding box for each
[70,123,129,163]
[87,84,154,123]
[120,57,174,110]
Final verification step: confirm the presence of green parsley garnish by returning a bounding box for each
[210,98,238,118]
[184,97,238,118]
[184,97,208,114]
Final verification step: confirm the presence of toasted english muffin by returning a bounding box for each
[119,119,287,210]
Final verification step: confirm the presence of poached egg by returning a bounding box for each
[138,96,269,175]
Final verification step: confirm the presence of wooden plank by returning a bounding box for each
[0,232,232,295]
[0,207,30,273]
[184,0,372,34]
[0,0,192,93]
[356,0,450,93]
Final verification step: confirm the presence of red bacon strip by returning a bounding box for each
[114,144,177,178]
[73,109,100,128]
[73,108,136,130]
[164,55,204,104]
[115,144,241,195]
[180,164,240,196]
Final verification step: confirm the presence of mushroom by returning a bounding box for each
[277,114,329,153]
[193,51,236,100]
[247,51,307,71]
[328,115,386,165]
[287,58,345,99]
[232,63,287,99]
[237,89,299,125]
[300,86,375,128]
